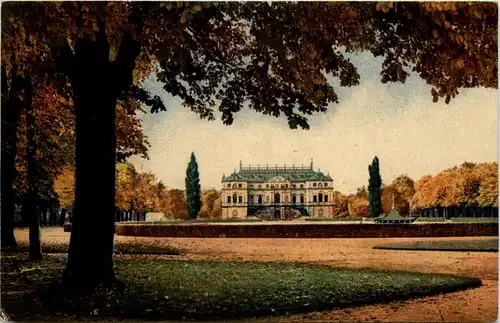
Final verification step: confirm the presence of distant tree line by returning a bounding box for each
[331,162,498,218]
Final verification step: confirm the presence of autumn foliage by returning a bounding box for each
[332,163,497,218]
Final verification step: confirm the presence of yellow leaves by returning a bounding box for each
[376,2,394,13]
[452,58,465,70]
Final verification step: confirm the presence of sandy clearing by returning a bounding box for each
[13,228,498,322]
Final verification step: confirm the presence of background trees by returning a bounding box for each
[368,156,382,217]
[411,162,498,215]
[185,153,201,220]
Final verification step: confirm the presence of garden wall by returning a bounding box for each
[109,223,498,238]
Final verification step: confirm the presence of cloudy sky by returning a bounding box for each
[129,52,498,194]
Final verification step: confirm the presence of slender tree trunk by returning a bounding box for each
[1,65,23,249]
[25,77,42,261]
[60,209,67,226]
[60,25,141,290]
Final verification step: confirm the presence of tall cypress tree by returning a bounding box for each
[185,152,201,219]
[368,156,383,217]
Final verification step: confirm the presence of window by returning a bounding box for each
[313,195,317,202]
[250,184,254,188]
[292,184,296,188]
[292,195,297,204]
[232,194,237,203]
[318,193,323,202]
[238,183,242,188]
[285,184,288,188]
[232,184,237,189]
[250,195,254,203]
[227,196,231,203]
[238,196,243,203]
[324,183,328,187]
[318,183,323,188]
[258,185,262,188]
[227,184,231,188]
[266,196,269,202]
[258,196,263,204]
[324,195,328,202]
[280,184,284,189]
[270,184,274,189]
[300,195,305,203]
[266,184,269,188]
[318,209,324,217]
[300,184,304,188]
[313,183,317,187]
[285,195,289,203]
[274,193,281,203]
[232,210,238,217]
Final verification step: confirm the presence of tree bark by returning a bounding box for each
[25,76,42,261]
[59,23,141,290]
[1,65,22,249]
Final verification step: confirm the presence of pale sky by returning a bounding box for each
[129,52,498,194]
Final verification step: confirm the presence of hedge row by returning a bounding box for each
[107,223,499,238]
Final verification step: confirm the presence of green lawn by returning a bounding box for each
[10,256,481,321]
[452,217,498,223]
[304,217,363,222]
[13,241,181,255]
[373,238,498,252]
[414,217,498,223]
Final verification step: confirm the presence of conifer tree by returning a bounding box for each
[185,152,201,219]
[368,156,383,217]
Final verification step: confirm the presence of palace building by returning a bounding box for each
[221,160,335,220]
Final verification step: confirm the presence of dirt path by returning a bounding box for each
[14,228,498,322]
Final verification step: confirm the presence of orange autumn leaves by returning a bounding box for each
[333,162,497,218]
[113,163,221,219]
[411,162,498,210]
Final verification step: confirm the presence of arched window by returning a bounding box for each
[227,184,231,188]
[232,194,237,203]
[292,195,297,204]
[258,196,263,204]
[232,210,238,217]
[238,196,243,203]
[318,209,324,217]
[280,184,284,189]
[249,195,254,203]
[324,195,329,202]
[318,193,323,202]
[313,195,317,202]
[258,185,262,188]
[300,195,305,203]
[318,183,323,188]
[227,196,231,203]
[274,193,280,203]
[232,184,237,189]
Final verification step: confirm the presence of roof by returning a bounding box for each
[222,166,333,183]
[375,208,414,222]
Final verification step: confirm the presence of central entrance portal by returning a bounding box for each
[274,209,281,220]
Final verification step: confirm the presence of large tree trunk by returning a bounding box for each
[1,65,23,249]
[60,23,140,290]
[25,77,42,261]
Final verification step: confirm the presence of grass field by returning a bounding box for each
[415,217,498,223]
[304,218,363,222]
[12,241,181,255]
[8,255,482,321]
[373,238,499,252]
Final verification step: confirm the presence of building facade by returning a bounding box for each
[221,160,335,220]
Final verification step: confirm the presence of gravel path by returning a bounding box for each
[14,228,498,322]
